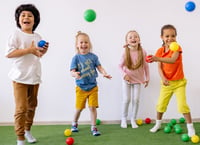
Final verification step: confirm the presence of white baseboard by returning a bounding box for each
[1,118,200,126]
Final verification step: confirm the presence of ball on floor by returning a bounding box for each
[64,129,72,137]
[66,137,74,145]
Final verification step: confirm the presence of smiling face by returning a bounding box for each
[19,11,34,33]
[76,34,91,54]
[126,31,140,48]
[161,28,177,48]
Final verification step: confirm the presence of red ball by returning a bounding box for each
[145,117,151,124]
[66,137,74,145]
[145,55,153,63]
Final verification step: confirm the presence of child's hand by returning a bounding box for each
[145,55,153,63]
[38,42,49,55]
[124,75,130,82]
[73,72,81,79]
[144,81,149,88]
[103,74,112,79]
[146,55,157,63]
[29,41,43,57]
[162,78,169,86]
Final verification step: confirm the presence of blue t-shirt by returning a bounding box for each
[70,52,101,91]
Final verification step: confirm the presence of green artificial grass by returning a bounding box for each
[1,123,199,145]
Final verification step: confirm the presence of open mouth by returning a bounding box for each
[131,41,137,44]
[23,21,30,24]
[81,47,88,49]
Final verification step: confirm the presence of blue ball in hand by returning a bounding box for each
[38,40,46,47]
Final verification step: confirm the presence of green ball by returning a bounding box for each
[84,9,96,22]
[181,134,190,142]
[167,122,173,128]
[164,126,171,133]
[179,117,185,123]
[96,119,101,125]
[173,124,181,129]
[175,127,183,134]
[170,119,177,125]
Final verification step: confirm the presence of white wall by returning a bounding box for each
[0,0,200,124]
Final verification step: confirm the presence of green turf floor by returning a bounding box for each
[1,123,200,145]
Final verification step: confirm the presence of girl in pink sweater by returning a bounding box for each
[119,30,150,128]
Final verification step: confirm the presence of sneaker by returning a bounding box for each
[120,120,127,128]
[188,129,195,137]
[25,131,37,143]
[17,140,25,145]
[71,124,79,132]
[149,124,161,133]
[91,128,101,136]
[187,123,195,137]
[131,120,138,128]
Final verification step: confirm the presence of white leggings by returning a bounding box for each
[121,80,141,120]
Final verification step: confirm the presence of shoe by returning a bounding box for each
[25,130,37,143]
[187,123,195,137]
[188,129,195,137]
[17,140,25,145]
[91,128,101,136]
[120,120,127,128]
[131,120,138,128]
[71,124,79,132]
[149,124,161,133]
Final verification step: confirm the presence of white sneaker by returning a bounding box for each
[120,120,127,128]
[131,120,138,128]
[188,129,195,137]
[187,123,195,137]
[17,140,25,145]
[150,124,161,133]
[25,130,37,143]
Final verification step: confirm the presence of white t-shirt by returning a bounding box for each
[5,29,42,84]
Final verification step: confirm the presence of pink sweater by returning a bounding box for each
[119,49,150,84]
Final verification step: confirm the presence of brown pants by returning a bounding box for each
[13,82,39,140]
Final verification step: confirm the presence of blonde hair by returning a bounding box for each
[75,31,92,53]
[124,30,144,70]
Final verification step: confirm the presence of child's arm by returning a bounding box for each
[97,65,112,79]
[70,69,81,79]
[144,52,150,87]
[6,41,43,58]
[150,51,180,63]
[158,62,169,86]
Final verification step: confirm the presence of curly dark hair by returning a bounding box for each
[15,4,40,31]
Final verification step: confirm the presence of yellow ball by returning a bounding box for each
[169,42,179,51]
[136,119,143,125]
[64,129,72,136]
[191,135,200,143]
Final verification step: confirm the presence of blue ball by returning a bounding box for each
[185,1,196,12]
[38,40,46,47]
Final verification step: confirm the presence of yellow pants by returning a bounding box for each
[75,86,98,109]
[156,78,190,113]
